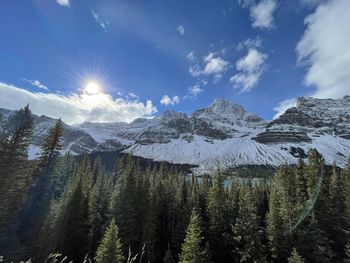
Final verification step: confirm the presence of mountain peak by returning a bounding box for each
[209,99,245,115]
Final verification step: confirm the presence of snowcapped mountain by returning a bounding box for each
[1,96,350,173]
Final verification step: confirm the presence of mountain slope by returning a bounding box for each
[1,96,350,173]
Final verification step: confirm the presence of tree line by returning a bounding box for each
[0,105,349,263]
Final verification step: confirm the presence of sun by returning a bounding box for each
[85,81,101,94]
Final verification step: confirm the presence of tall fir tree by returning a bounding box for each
[288,248,304,263]
[0,105,34,259]
[18,119,64,259]
[95,219,124,263]
[52,156,93,262]
[232,185,266,262]
[295,159,308,208]
[207,168,231,262]
[179,209,206,263]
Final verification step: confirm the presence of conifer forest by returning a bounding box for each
[1,106,350,263]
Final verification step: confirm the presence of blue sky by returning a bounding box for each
[0,0,349,124]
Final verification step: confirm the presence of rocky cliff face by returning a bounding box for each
[1,96,350,173]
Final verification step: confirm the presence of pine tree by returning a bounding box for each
[329,163,349,260]
[207,168,230,262]
[18,119,64,258]
[295,159,307,208]
[179,209,205,263]
[89,163,111,255]
[288,248,304,263]
[95,219,124,263]
[112,155,141,251]
[52,156,93,262]
[37,119,64,171]
[232,185,266,262]
[0,105,34,259]
[294,151,333,262]
[163,245,175,263]
[267,167,294,261]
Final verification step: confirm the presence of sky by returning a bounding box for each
[0,0,349,124]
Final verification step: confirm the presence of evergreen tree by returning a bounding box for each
[295,159,307,208]
[37,119,64,170]
[0,105,34,259]
[112,155,141,251]
[288,248,304,263]
[232,185,266,262]
[207,169,230,262]
[163,245,175,263]
[53,157,93,262]
[179,209,205,263]
[18,119,64,258]
[89,161,111,255]
[95,219,124,263]
[329,163,349,260]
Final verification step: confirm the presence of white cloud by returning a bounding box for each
[203,53,230,75]
[296,0,350,99]
[250,0,277,29]
[273,98,297,119]
[236,48,267,72]
[176,25,185,35]
[187,52,229,77]
[188,85,204,97]
[230,48,268,92]
[56,0,70,7]
[160,95,180,106]
[91,9,110,31]
[23,79,49,91]
[238,0,277,29]
[0,82,156,124]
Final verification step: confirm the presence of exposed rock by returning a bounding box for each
[252,131,312,144]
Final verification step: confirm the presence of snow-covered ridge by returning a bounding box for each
[1,97,350,173]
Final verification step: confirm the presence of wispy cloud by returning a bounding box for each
[176,25,185,35]
[0,82,156,124]
[273,98,297,119]
[188,85,204,97]
[22,79,49,91]
[56,0,70,7]
[91,9,110,32]
[230,48,268,92]
[128,92,139,100]
[237,36,262,50]
[160,95,180,106]
[296,0,350,99]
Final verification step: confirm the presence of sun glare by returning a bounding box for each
[85,81,101,94]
